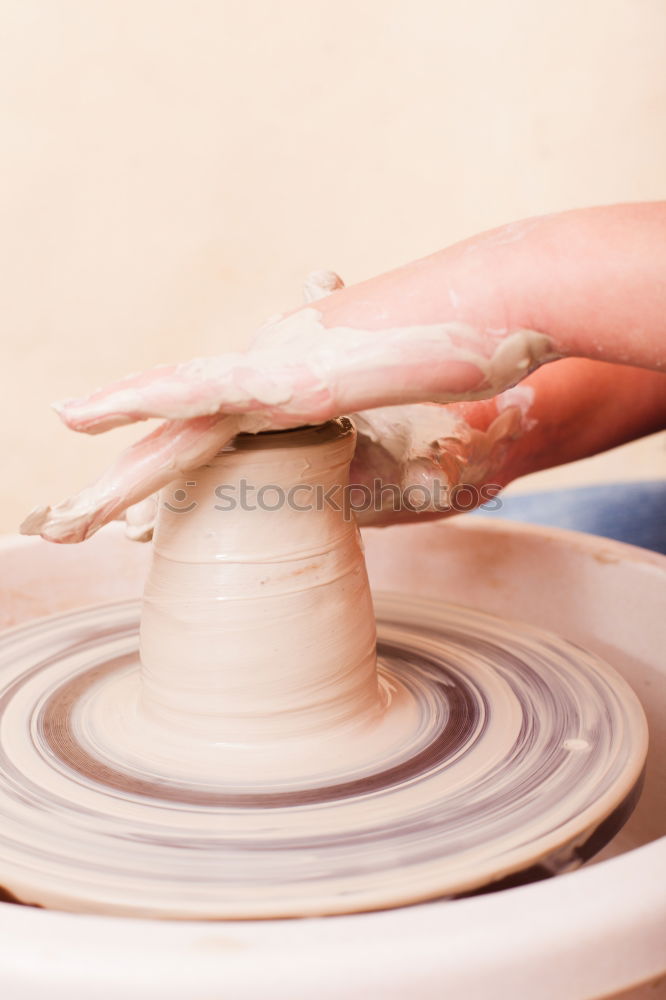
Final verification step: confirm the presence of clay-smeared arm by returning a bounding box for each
[55,203,666,434]
[22,203,666,542]
[315,202,666,373]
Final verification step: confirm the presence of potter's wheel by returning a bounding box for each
[0,520,664,1000]
[0,590,646,918]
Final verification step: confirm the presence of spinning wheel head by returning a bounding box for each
[0,594,647,918]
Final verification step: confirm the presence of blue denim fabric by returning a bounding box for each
[471,480,666,556]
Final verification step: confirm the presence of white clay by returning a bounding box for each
[82,418,426,786]
[139,419,382,741]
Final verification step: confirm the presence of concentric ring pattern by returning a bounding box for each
[0,594,648,918]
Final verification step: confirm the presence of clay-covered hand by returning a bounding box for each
[19,282,555,544]
[20,204,666,542]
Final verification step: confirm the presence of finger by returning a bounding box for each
[302,269,345,304]
[124,494,159,542]
[20,415,240,544]
[53,349,327,435]
[53,363,179,433]
[348,398,525,527]
[251,269,345,350]
[52,357,243,435]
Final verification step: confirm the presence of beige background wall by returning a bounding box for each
[1,0,665,532]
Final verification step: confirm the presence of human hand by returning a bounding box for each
[20,272,553,542]
[21,204,666,542]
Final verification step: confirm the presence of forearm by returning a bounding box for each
[493,204,666,370]
[488,359,666,485]
[316,203,666,374]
